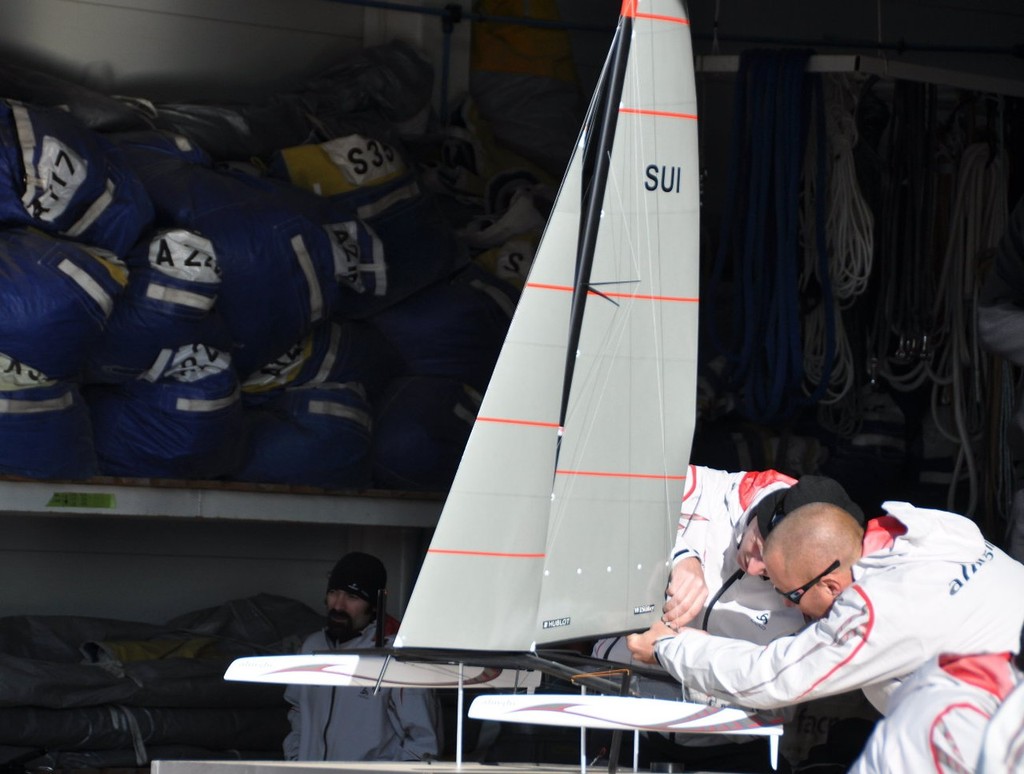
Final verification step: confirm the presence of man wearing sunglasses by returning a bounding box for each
[627,499,1024,722]
[595,467,874,770]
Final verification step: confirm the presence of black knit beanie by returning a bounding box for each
[326,552,386,604]
[752,475,865,538]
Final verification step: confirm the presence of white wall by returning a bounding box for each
[0,511,430,624]
[1,0,367,102]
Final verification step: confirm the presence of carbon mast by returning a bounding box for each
[557,10,635,454]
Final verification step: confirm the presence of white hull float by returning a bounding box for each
[224,652,541,690]
[471,694,783,769]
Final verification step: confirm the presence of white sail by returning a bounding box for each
[395,0,700,652]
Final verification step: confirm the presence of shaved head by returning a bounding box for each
[763,502,865,581]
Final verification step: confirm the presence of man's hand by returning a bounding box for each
[662,556,708,629]
[626,619,676,664]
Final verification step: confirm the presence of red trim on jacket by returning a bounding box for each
[862,515,908,554]
[797,584,876,700]
[736,469,796,513]
[938,652,1016,700]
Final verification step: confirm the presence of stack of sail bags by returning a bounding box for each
[0,93,520,491]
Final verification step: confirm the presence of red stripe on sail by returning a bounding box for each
[620,1,690,25]
[606,292,698,302]
[620,107,698,121]
[636,12,690,25]
[557,469,687,481]
[428,548,546,559]
[476,416,561,429]
[525,282,698,304]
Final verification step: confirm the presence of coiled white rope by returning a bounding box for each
[928,139,1009,515]
[823,75,875,306]
[800,74,872,409]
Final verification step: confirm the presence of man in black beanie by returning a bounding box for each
[323,551,387,645]
[283,551,442,762]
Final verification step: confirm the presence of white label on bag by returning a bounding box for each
[321,135,404,187]
[148,229,220,283]
[161,343,231,383]
[0,353,53,389]
[24,135,89,223]
[325,221,364,291]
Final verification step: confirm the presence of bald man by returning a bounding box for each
[627,500,1024,716]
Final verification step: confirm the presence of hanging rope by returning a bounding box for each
[823,75,875,306]
[868,80,939,393]
[705,49,833,424]
[800,73,873,409]
[927,140,1009,515]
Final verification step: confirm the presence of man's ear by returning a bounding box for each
[821,575,845,598]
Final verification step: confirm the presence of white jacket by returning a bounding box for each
[670,464,803,640]
[977,671,1024,773]
[283,625,443,761]
[594,466,801,665]
[655,501,1024,714]
[850,652,1020,774]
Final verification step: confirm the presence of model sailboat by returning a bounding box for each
[226,0,782,761]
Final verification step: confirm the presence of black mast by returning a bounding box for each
[557,12,634,440]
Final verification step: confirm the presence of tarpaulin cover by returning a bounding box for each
[372,375,480,491]
[0,61,151,133]
[234,382,373,489]
[0,594,322,760]
[0,380,97,479]
[369,262,518,392]
[0,227,124,379]
[0,99,154,255]
[269,133,467,318]
[88,344,245,478]
[87,228,231,382]
[241,320,400,404]
[118,141,343,377]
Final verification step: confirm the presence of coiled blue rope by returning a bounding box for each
[705,49,834,423]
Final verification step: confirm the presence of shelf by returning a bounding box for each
[0,477,444,529]
[695,54,1024,98]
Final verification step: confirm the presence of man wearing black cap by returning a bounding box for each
[283,551,442,762]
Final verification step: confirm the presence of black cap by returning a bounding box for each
[327,552,386,603]
[752,475,865,538]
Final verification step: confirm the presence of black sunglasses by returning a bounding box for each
[774,559,840,604]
